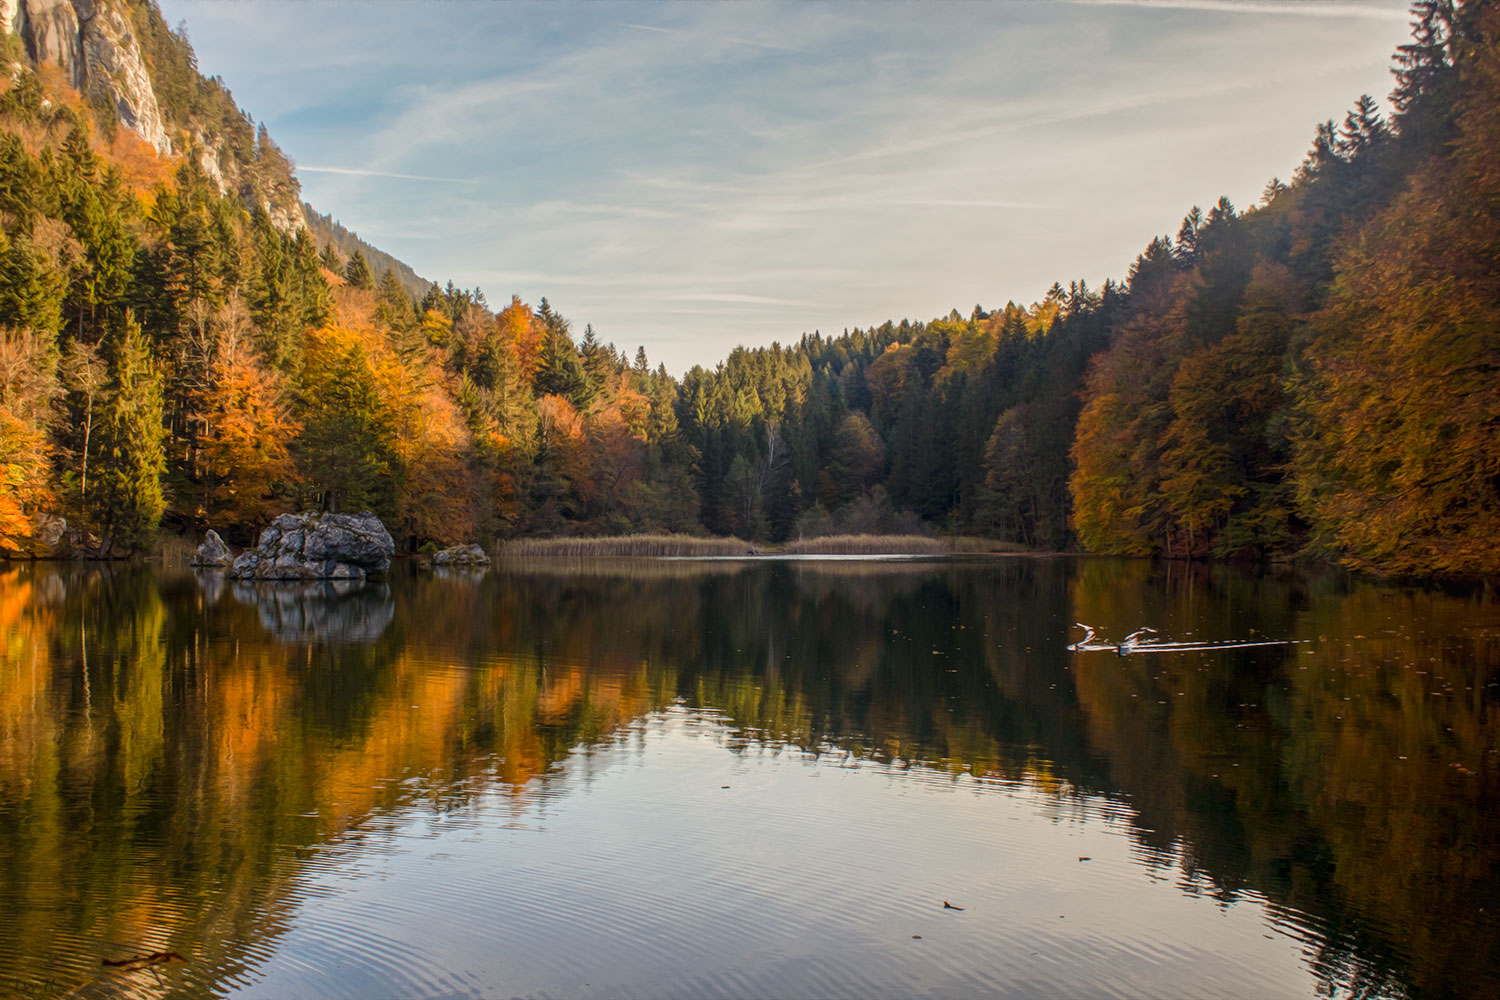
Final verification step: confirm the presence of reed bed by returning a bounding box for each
[153,533,200,569]
[498,534,754,559]
[495,556,753,581]
[780,534,1025,555]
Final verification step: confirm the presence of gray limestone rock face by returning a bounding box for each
[8,0,171,155]
[229,512,395,581]
[192,529,234,568]
[76,0,171,154]
[17,0,82,87]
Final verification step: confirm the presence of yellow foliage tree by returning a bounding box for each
[198,341,300,532]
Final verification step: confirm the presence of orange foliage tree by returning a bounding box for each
[198,336,300,533]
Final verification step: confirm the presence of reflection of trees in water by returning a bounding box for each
[0,560,1495,998]
[1068,560,1499,1000]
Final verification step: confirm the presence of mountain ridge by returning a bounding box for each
[1,0,421,262]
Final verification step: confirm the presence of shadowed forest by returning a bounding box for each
[0,0,1496,576]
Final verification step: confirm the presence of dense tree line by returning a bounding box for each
[0,0,1495,576]
[1068,0,1499,575]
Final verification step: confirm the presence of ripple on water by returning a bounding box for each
[215,709,1327,1000]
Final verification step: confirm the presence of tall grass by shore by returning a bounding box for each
[153,534,199,569]
[498,534,754,558]
[780,535,1025,555]
[498,533,1027,559]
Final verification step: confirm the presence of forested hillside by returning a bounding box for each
[302,205,429,299]
[0,0,1495,576]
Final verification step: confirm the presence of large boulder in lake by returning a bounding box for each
[192,529,234,568]
[229,512,395,582]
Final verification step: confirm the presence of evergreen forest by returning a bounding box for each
[0,0,1495,577]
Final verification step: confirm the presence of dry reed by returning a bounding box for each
[780,534,1024,555]
[498,534,755,559]
[153,534,200,569]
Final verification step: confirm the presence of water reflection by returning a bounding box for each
[229,579,394,644]
[0,558,1494,998]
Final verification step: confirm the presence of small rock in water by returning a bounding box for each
[192,529,234,568]
[430,543,491,567]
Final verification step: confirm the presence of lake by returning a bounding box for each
[0,557,1496,999]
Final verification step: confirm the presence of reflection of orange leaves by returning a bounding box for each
[0,571,32,631]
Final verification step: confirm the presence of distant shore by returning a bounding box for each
[495,533,1028,559]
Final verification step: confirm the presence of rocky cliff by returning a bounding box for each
[2,0,170,153]
[1,0,304,230]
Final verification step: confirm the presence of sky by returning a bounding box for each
[157,0,1415,374]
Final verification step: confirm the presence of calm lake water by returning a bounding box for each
[0,557,1496,1000]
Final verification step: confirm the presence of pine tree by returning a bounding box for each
[320,242,342,273]
[93,316,166,554]
[0,231,63,334]
[298,325,395,515]
[343,249,374,289]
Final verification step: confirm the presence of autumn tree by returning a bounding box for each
[198,328,300,533]
[1293,0,1500,576]
[0,328,58,550]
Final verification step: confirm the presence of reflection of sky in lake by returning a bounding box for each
[2,558,1493,1000]
[245,708,1321,1000]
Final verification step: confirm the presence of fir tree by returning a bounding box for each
[93,316,166,553]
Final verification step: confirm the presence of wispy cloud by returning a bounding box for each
[660,292,813,307]
[297,165,474,184]
[1061,0,1409,20]
[622,21,802,52]
[165,0,1411,373]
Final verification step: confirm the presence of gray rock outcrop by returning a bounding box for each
[430,543,491,566]
[229,512,395,582]
[76,0,171,154]
[191,529,234,568]
[9,514,102,559]
[6,0,171,155]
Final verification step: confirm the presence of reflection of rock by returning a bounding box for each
[431,543,491,567]
[229,512,395,582]
[29,568,65,605]
[192,530,234,567]
[195,569,228,603]
[232,580,394,644]
[432,566,489,584]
